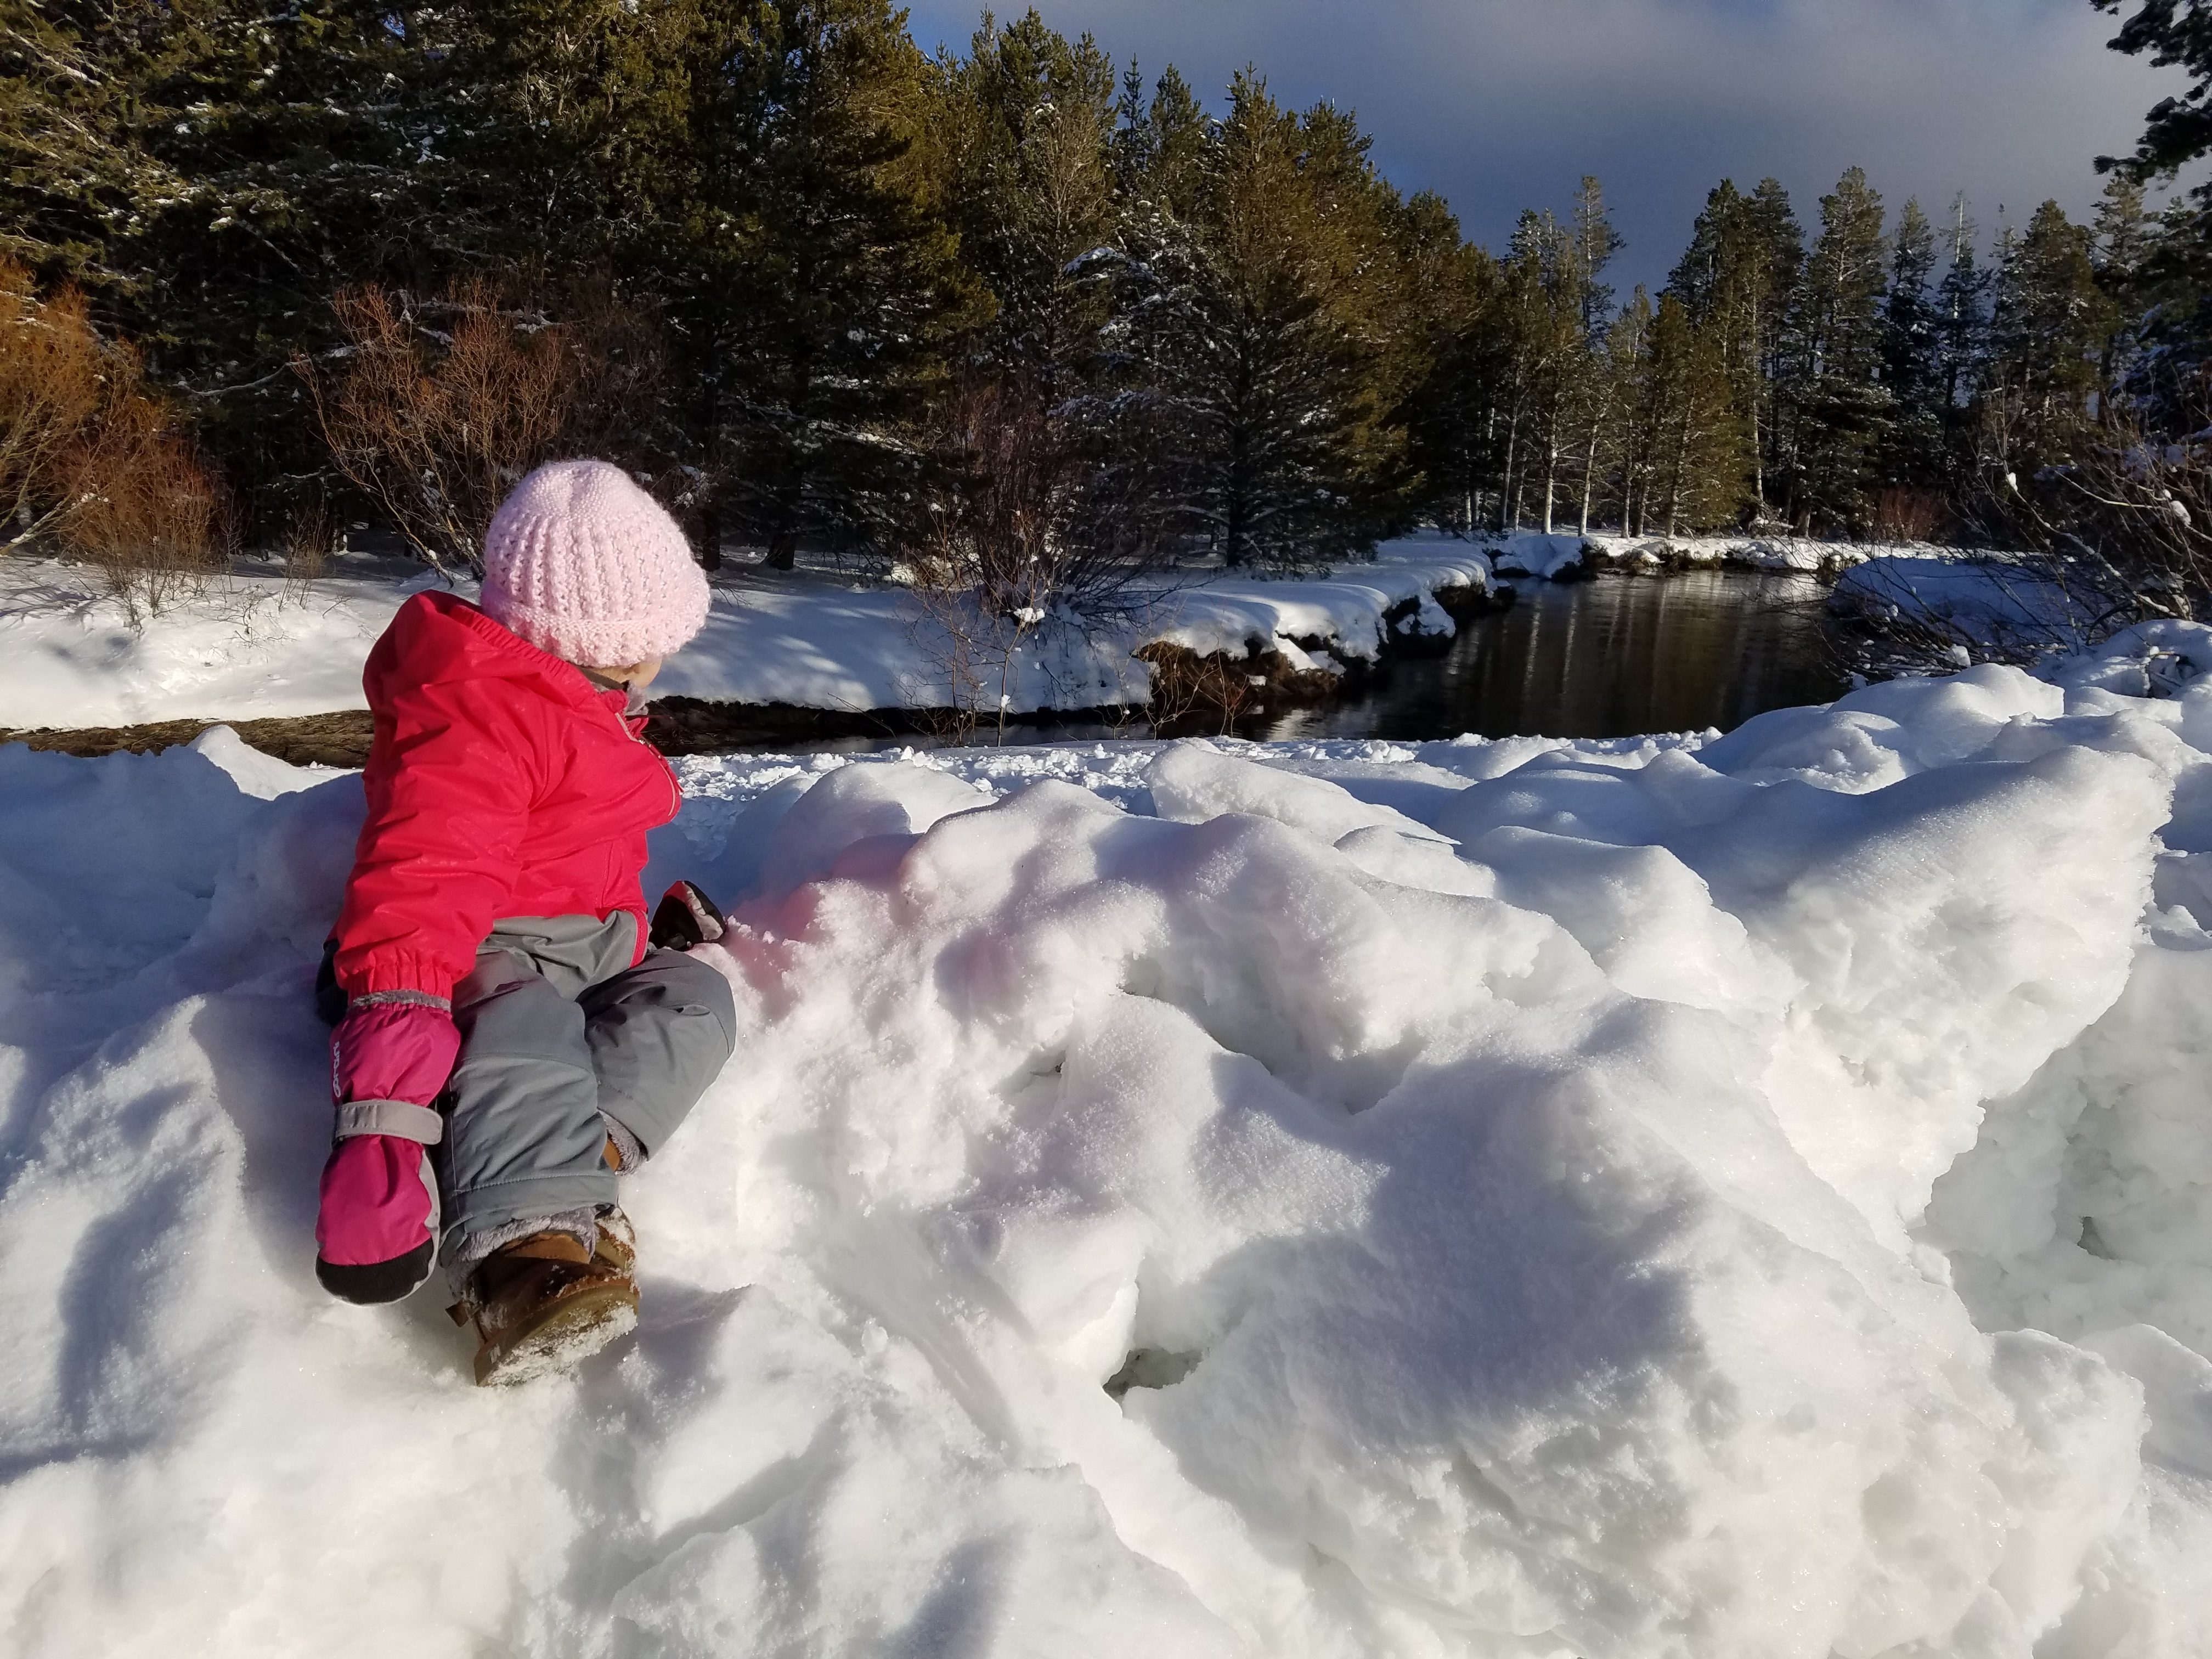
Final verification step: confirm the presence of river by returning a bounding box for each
[1253,568,1848,744]
[761,568,1849,754]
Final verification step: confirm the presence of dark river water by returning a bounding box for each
[780,569,1848,753]
[1254,569,1849,744]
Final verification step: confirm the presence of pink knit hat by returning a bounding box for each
[480,460,710,667]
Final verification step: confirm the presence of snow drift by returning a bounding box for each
[3,657,2212,1655]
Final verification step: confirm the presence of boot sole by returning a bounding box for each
[473,1281,640,1387]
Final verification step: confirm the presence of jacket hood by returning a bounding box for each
[366,590,616,716]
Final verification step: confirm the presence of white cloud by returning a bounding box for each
[905,0,2193,285]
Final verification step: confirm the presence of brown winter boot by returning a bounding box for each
[593,1205,636,1274]
[450,1230,638,1387]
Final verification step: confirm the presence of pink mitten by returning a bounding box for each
[315,1001,459,1304]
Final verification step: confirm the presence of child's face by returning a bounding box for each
[578,656,663,690]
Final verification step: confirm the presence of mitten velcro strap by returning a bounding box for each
[335,1099,445,1144]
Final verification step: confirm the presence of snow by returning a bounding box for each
[0,540,1491,731]
[0,561,431,727]
[1488,531,1595,579]
[5,641,2212,1654]
[1143,541,1491,667]
[1831,555,2093,658]
[1485,531,1973,582]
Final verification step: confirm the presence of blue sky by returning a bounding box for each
[901,0,2193,290]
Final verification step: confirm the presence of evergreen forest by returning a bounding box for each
[5,0,2212,591]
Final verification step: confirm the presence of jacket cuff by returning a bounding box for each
[335,1100,445,1144]
[349,989,453,1013]
[338,951,460,1003]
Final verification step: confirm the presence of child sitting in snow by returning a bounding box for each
[311,460,736,1385]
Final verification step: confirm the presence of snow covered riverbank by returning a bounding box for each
[1825,554,2081,672]
[1487,528,1967,581]
[4,639,2212,1655]
[0,540,1492,732]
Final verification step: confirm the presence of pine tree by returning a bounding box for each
[2091,172,2155,397]
[1560,177,1624,533]
[1398,194,1500,536]
[1879,199,1945,487]
[1666,176,1800,521]
[1627,294,1745,535]
[428,0,707,274]
[0,2,450,523]
[672,0,975,568]
[1489,210,1581,532]
[1780,166,1893,531]
[1982,200,2115,473]
[2094,1,2212,187]
[0,1,183,294]
[1121,72,1413,567]
[2090,1,2212,431]
[1111,61,1206,217]
[1935,195,1989,420]
[916,13,1149,594]
[1291,98,1427,532]
[1570,176,1624,337]
[932,12,1118,393]
[1606,289,1656,532]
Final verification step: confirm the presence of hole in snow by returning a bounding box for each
[1104,1346,1200,1401]
[2079,1215,2117,1260]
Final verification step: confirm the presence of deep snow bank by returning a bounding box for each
[3,668,2212,1655]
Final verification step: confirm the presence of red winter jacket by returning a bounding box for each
[331,590,681,1001]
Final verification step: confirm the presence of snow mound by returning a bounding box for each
[1487,531,1589,579]
[1144,539,1492,669]
[3,667,2212,1654]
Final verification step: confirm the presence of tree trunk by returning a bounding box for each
[1750,398,1765,519]
[1500,407,1521,532]
[1577,406,1603,536]
[1541,437,1557,536]
[1749,295,1767,516]
[1666,405,1692,537]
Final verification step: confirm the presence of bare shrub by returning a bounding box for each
[1834,399,2212,680]
[56,394,227,616]
[1869,486,1946,545]
[0,261,228,616]
[901,374,1180,740]
[301,278,674,573]
[0,263,103,548]
[1973,412,2212,628]
[1135,641,1263,734]
[279,493,334,597]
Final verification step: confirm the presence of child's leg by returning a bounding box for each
[441,955,620,1268]
[578,949,736,1161]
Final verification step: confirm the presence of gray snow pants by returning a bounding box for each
[439,912,736,1263]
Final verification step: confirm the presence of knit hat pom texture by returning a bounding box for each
[481,460,709,668]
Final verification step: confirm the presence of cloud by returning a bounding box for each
[904,0,2193,286]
